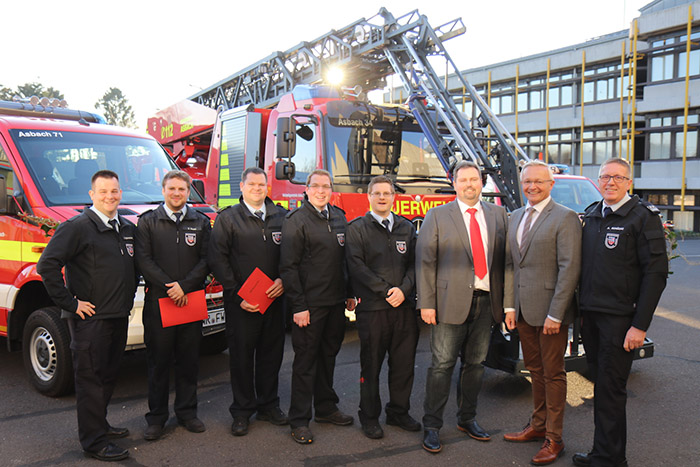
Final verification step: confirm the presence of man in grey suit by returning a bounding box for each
[503,160,581,465]
[417,160,510,454]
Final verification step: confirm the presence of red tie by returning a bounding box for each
[467,208,487,279]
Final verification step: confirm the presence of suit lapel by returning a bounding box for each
[482,202,496,268]
[519,201,554,260]
[510,207,525,263]
[448,201,473,261]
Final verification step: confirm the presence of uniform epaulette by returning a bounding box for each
[584,201,600,214]
[286,207,301,218]
[331,205,346,215]
[137,208,156,218]
[216,205,233,214]
[639,199,660,214]
[348,216,363,225]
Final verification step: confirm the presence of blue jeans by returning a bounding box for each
[423,294,494,430]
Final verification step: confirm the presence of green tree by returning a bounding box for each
[0,82,65,101]
[95,87,136,128]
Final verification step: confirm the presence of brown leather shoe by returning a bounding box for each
[531,438,565,465]
[503,423,546,443]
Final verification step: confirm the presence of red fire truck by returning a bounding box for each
[0,99,226,396]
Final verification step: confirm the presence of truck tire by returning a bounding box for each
[200,332,227,356]
[22,308,74,397]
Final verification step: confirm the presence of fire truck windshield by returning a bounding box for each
[324,101,448,188]
[9,130,203,206]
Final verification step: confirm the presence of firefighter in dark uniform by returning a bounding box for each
[37,170,137,462]
[135,170,211,441]
[280,169,357,444]
[573,158,668,467]
[208,167,288,437]
[345,175,421,439]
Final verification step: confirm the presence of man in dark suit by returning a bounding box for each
[573,158,667,467]
[135,170,211,441]
[209,167,288,437]
[416,160,511,454]
[503,160,582,465]
[37,170,137,462]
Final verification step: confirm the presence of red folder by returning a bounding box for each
[237,267,275,314]
[159,289,207,327]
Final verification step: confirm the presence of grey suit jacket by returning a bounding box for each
[416,200,511,325]
[505,199,582,326]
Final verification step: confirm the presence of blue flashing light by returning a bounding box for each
[292,85,340,101]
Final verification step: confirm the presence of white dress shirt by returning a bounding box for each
[456,199,490,292]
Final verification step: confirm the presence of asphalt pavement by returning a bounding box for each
[2,239,699,466]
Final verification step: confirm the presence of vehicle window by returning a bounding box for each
[9,130,202,206]
[551,177,601,213]
[292,123,317,184]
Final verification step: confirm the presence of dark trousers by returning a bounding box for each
[356,307,419,423]
[288,304,346,428]
[226,299,285,418]
[517,318,569,443]
[581,311,635,467]
[423,294,493,430]
[143,300,202,426]
[70,317,128,452]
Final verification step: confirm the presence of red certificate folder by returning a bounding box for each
[237,267,274,314]
[159,289,207,327]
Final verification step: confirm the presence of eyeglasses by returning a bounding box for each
[308,183,332,191]
[369,192,395,198]
[521,179,553,186]
[598,175,630,183]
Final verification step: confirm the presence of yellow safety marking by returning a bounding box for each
[219,184,231,197]
[220,168,230,181]
[275,200,289,209]
[222,140,228,151]
[0,325,7,332]
[0,239,46,262]
[219,198,239,207]
[221,153,229,166]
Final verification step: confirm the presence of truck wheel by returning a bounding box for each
[22,308,74,397]
[200,332,227,356]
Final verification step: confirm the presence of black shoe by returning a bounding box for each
[257,407,289,426]
[106,425,129,439]
[457,419,491,441]
[315,410,354,426]
[84,442,129,462]
[422,428,442,453]
[231,416,249,436]
[386,413,421,432]
[361,419,384,439]
[179,417,206,433]
[144,424,164,441]
[572,452,592,466]
[291,426,313,444]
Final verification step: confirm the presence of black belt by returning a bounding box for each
[472,289,490,297]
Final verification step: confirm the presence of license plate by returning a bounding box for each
[204,308,225,327]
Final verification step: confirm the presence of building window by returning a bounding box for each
[647,112,699,160]
[648,29,700,82]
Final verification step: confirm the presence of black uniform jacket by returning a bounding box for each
[345,212,416,312]
[579,195,668,331]
[209,197,286,306]
[280,198,350,313]
[135,204,211,301]
[37,208,138,319]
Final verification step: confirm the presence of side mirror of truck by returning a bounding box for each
[276,117,296,159]
[275,160,296,181]
[0,175,6,213]
[192,179,205,200]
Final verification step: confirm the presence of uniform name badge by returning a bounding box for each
[337,232,345,246]
[396,240,407,254]
[272,231,282,245]
[605,232,619,249]
[185,232,197,246]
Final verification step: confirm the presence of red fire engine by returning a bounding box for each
[0,98,226,396]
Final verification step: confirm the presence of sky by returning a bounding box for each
[2,0,652,130]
